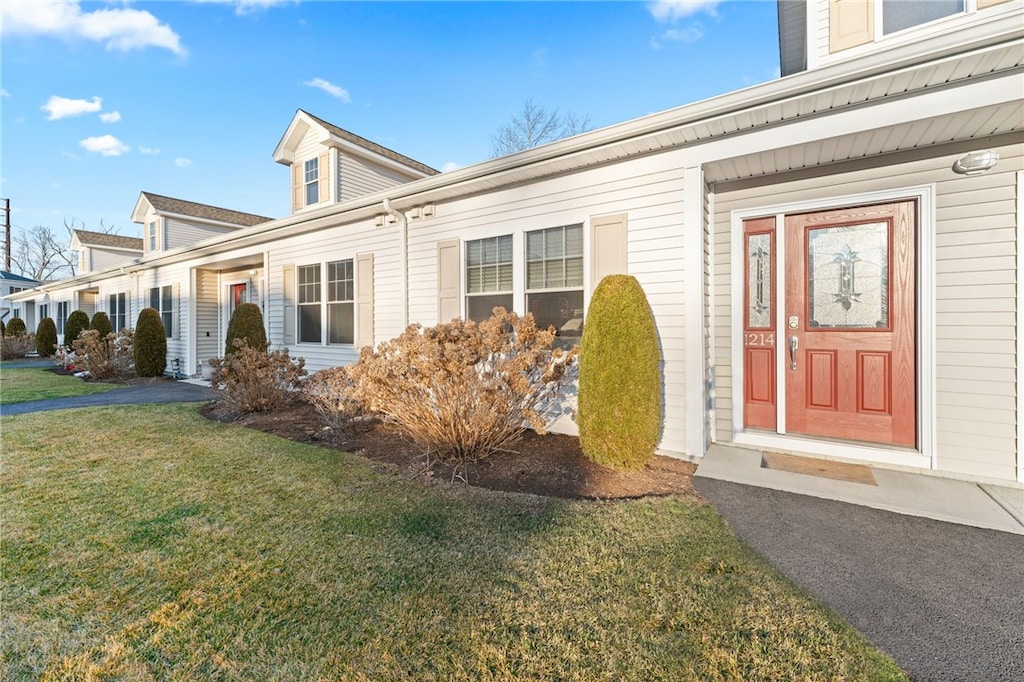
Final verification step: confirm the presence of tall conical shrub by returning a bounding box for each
[64,310,90,348]
[6,317,26,337]
[36,318,58,357]
[89,311,113,339]
[133,307,167,377]
[578,275,662,470]
[225,302,267,355]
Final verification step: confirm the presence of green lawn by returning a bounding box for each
[0,367,118,405]
[1,404,908,681]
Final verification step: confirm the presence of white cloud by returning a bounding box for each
[139,146,161,155]
[650,25,704,49]
[42,95,102,120]
[441,161,461,173]
[190,0,295,16]
[80,135,130,156]
[648,0,720,23]
[0,88,9,97]
[100,110,122,123]
[175,157,193,168]
[304,77,350,102]
[2,2,186,56]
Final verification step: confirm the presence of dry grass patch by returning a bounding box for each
[2,404,908,681]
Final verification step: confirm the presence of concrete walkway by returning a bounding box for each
[696,446,1024,681]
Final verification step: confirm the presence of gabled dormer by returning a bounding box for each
[131,192,272,256]
[70,230,143,274]
[273,110,439,215]
[779,0,1019,75]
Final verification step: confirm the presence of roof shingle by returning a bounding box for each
[141,192,273,227]
[301,110,440,177]
[74,230,144,250]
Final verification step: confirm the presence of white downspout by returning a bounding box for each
[382,198,409,328]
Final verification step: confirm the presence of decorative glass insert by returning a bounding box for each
[807,222,889,329]
[746,232,772,329]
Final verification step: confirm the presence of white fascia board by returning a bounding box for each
[272,113,317,165]
[131,193,154,224]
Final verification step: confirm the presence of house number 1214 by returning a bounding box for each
[745,332,775,347]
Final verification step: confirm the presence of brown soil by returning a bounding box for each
[200,400,699,501]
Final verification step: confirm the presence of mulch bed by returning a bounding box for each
[200,400,699,501]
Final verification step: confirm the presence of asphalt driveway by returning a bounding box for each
[695,477,1024,682]
[0,381,214,416]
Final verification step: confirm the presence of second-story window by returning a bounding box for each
[304,158,319,206]
[882,0,963,35]
[148,221,158,251]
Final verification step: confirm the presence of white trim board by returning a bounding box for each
[729,184,936,471]
[1017,170,1023,484]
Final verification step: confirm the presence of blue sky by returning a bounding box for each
[1,0,780,241]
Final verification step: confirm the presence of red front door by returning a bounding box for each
[743,201,917,447]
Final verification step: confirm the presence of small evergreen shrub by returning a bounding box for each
[0,318,5,337]
[578,275,662,470]
[210,341,307,413]
[89,311,113,339]
[347,308,576,463]
[6,317,27,337]
[133,307,167,377]
[305,366,366,433]
[64,310,90,348]
[73,329,134,380]
[225,302,267,356]
[1,333,36,360]
[35,318,58,357]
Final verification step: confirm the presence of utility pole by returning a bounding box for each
[1,198,9,272]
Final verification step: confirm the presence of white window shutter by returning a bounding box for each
[437,240,460,323]
[282,264,295,345]
[356,252,374,349]
[172,282,181,341]
[318,152,330,204]
[590,213,628,287]
[829,0,874,53]
[291,164,302,212]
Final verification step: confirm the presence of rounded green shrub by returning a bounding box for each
[0,318,5,337]
[133,307,167,377]
[225,302,267,355]
[578,275,662,470]
[89,311,113,339]
[6,317,27,337]
[64,310,90,348]
[36,318,58,357]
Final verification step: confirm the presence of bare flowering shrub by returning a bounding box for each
[348,307,577,463]
[210,341,307,414]
[304,366,366,433]
[71,329,134,380]
[0,333,36,360]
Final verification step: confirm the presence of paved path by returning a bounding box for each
[695,478,1024,682]
[1,381,215,416]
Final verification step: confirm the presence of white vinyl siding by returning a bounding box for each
[712,135,1022,481]
[339,153,420,202]
[86,247,139,271]
[195,268,219,364]
[161,216,246,251]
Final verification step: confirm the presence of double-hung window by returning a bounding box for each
[526,224,584,347]
[109,293,127,332]
[327,259,354,344]
[297,264,322,343]
[148,222,159,251]
[56,301,69,335]
[304,158,319,207]
[150,286,173,337]
[466,235,514,323]
[39,303,49,322]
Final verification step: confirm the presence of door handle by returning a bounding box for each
[788,335,798,370]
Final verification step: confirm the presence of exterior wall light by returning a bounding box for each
[952,150,1000,175]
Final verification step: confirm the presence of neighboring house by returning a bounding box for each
[7,0,1023,487]
[0,271,43,324]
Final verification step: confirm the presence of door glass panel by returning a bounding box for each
[807,222,888,329]
[747,232,772,329]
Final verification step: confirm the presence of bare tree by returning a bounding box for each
[490,99,592,157]
[7,218,118,281]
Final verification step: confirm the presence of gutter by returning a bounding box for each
[382,198,409,328]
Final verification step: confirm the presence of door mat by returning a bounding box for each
[761,452,878,486]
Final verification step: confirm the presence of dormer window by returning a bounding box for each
[304,158,320,206]
[148,221,159,251]
[882,0,963,35]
